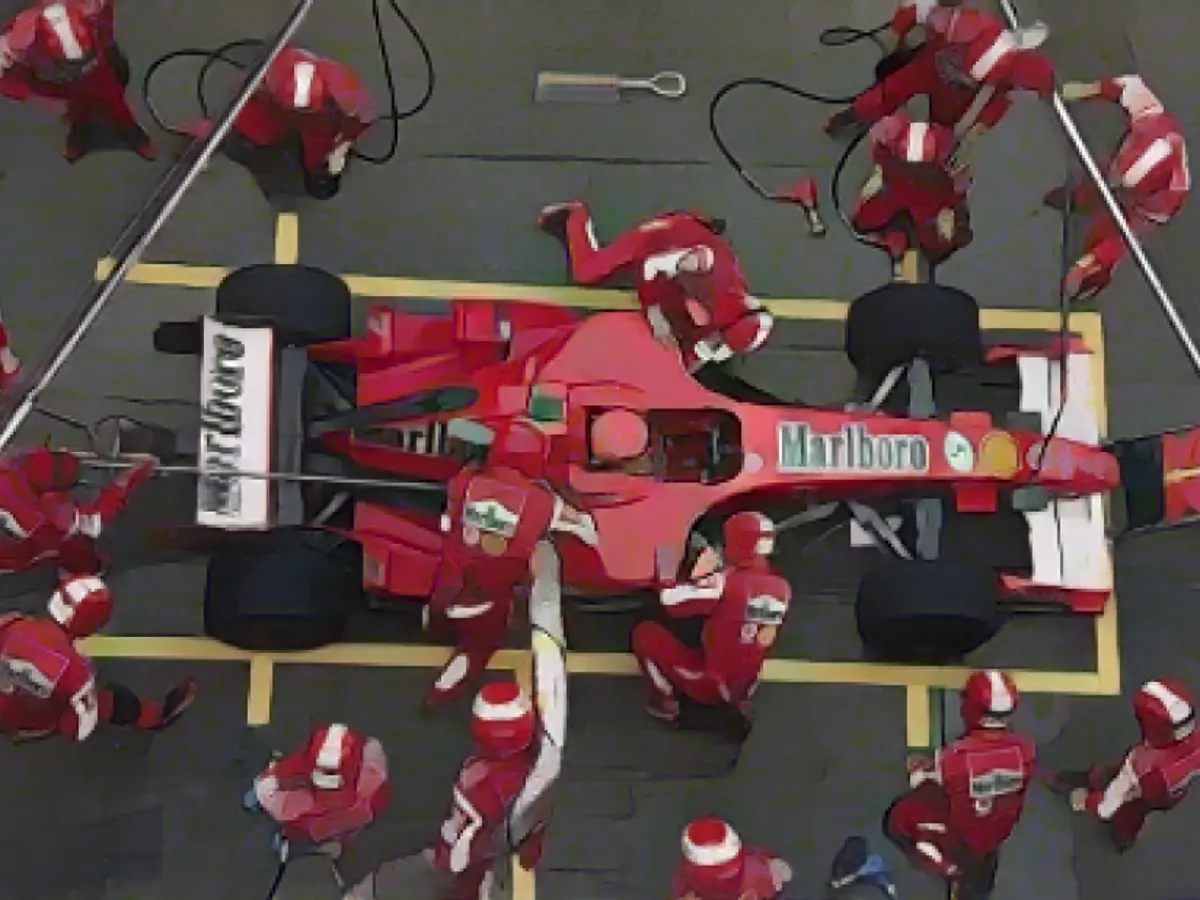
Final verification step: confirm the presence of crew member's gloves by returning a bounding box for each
[1069,787,1089,812]
[936,208,957,242]
[0,38,15,74]
[326,141,352,175]
[769,857,793,890]
[1059,81,1096,102]
[861,165,884,200]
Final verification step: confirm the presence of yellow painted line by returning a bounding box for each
[512,861,536,900]
[1077,312,1121,695]
[899,251,920,284]
[906,686,931,748]
[94,257,1102,332]
[246,655,275,726]
[266,643,528,671]
[274,213,300,265]
[80,635,252,661]
[565,651,1105,694]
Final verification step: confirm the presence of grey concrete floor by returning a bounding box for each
[1,0,1200,897]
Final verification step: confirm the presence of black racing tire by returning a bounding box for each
[153,320,204,356]
[215,264,352,346]
[855,559,1002,663]
[845,282,982,380]
[204,532,362,651]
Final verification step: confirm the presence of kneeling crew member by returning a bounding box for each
[670,818,793,900]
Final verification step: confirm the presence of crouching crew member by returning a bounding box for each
[0,0,154,161]
[1051,679,1200,851]
[632,512,791,730]
[670,818,793,900]
[0,574,196,742]
[885,670,1035,900]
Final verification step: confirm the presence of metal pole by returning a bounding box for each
[997,0,1200,377]
[74,453,444,493]
[0,0,319,454]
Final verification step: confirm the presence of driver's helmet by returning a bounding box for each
[266,47,331,113]
[723,512,776,566]
[591,409,649,464]
[24,3,97,83]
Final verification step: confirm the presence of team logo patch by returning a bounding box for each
[943,431,976,474]
[745,596,787,626]
[778,423,931,474]
[463,498,522,538]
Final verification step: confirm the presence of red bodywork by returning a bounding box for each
[309,300,1120,606]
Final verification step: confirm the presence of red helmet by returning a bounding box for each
[23,448,81,493]
[35,3,93,63]
[47,574,112,639]
[1134,680,1196,748]
[961,670,1019,730]
[721,310,774,355]
[266,47,330,113]
[892,118,956,165]
[722,512,776,567]
[303,723,366,790]
[590,409,649,463]
[1116,135,1184,196]
[680,819,744,889]
[471,681,535,758]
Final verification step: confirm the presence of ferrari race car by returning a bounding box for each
[146,263,1178,662]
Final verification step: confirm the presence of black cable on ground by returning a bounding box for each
[142,0,435,165]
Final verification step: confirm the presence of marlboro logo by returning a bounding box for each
[778,423,931,474]
[463,499,522,538]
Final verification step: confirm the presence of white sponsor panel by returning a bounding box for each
[196,318,274,529]
[777,422,931,474]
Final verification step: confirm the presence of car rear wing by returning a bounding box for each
[196,317,298,531]
[1109,425,1200,536]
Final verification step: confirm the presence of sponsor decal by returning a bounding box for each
[463,498,522,538]
[745,595,788,626]
[778,422,931,474]
[196,319,273,529]
[944,431,976,474]
[978,431,1020,477]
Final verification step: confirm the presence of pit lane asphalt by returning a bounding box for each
[1,0,1199,897]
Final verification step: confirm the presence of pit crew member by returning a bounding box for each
[0,0,155,162]
[1043,76,1190,301]
[244,723,391,859]
[853,111,973,272]
[192,45,376,199]
[825,3,1055,161]
[670,818,793,900]
[0,574,196,742]
[423,420,596,710]
[537,201,773,371]
[631,512,791,727]
[884,670,1035,899]
[346,541,568,900]
[1051,679,1200,851]
[0,448,156,575]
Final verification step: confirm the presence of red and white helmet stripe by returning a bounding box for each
[1141,680,1193,726]
[41,3,84,61]
[312,723,350,788]
[682,818,742,867]
[967,30,1017,82]
[47,575,112,639]
[903,121,935,163]
[1121,138,1175,189]
[473,682,532,722]
[292,61,318,108]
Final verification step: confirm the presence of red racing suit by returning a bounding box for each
[253,736,391,849]
[1056,76,1190,299]
[1077,732,1200,847]
[0,611,188,741]
[851,4,1053,133]
[0,0,148,152]
[853,112,972,262]
[549,203,770,370]
[424,422,595,709]
[221,46,376,176]
[885,728,1036,885]
[632,558,791,711]
[668,848,788,900]
[0,449,154,575]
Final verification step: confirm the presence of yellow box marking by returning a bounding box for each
[906,686,931,748]
[275,214,300,266]
[247,655,275,726]
[89,258,1116,697]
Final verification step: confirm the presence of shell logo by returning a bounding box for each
[977,431,1021,478]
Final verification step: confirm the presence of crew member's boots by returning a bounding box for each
[645,692,681,725]
[537,201,583,248]
[126,124,158,161]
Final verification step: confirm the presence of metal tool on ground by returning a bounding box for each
[535,70,687,104]
[71,452,444,493]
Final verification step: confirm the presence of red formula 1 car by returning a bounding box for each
[147,265,1172,662]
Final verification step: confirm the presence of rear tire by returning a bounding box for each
[216,264,351,346]
[204,531,362,651]
[845,282,982,380]
[855,559,1002,663]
